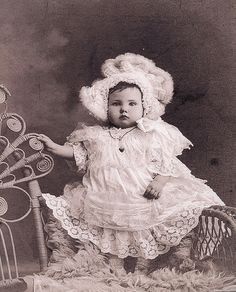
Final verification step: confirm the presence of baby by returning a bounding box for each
[38,53,224,273]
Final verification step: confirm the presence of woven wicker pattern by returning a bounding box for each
[193,206,236,272]
[0,86,54,285]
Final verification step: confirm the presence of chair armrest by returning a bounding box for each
[192,205,236,272]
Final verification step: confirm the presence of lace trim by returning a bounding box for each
[72,144,87,172]
[64,142,87,174]
[43,193,208,259]
[66,126,101,143]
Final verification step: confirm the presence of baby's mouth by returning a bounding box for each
[119,115,129,120]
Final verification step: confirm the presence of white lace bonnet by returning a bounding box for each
[79,53,174,121]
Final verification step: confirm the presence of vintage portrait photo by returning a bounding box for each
[0,1,235,291]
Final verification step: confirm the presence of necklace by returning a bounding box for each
[108,126,136,152]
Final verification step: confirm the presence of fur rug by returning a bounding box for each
[33,207,236,292]
[33,243,236,292]
[34,271,236,292]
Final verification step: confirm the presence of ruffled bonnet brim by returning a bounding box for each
[79,53,174,122]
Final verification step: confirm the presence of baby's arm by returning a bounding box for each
[37,134,74,159]
[144,175,170,200]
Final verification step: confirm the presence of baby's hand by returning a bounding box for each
[37,134,74,158]
[144,175,170,200]
[36,134,58,152]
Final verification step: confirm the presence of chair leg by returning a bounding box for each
[0,278,27,292]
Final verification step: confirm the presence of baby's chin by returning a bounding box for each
[111,120,137,129]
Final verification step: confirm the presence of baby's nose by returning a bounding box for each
[120,107,128,113]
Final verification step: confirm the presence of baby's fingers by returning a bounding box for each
[150,188,160,200]
[153,190,161,199]
[143,186,151,198]
[144,187,155,200]
[36,134,51,143]
[36,134,47,140]
[144,188,161,200]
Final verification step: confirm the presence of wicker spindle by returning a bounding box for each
[27,179,48,270]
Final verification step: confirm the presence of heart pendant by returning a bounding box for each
[119,147,125,152]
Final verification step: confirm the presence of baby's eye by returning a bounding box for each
[111,102,120,106]
[129,102,137,106]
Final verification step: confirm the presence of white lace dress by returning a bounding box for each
[43,117,224,259]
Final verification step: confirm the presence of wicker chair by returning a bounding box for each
[0,85,235,291]
[0,86,54,290]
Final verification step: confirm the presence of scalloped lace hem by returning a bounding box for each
[42,193,212,259]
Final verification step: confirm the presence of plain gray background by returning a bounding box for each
[0,0,235,274]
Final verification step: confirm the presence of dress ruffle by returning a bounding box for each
[43,173,223,260]
[43,193,206,259]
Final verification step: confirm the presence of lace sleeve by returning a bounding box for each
[163,123,193,157]
[64,124,101,174]
[66,123,100,143]
[64,142,88,175]
[64,125,90,175]
[147,127,192,178]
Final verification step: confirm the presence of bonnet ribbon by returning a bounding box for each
[136,117,167,134]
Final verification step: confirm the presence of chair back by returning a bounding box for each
[0,86,54,283]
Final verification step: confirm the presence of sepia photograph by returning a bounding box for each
[0,0,235,291]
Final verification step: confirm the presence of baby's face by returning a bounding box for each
[108,87,143,128]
